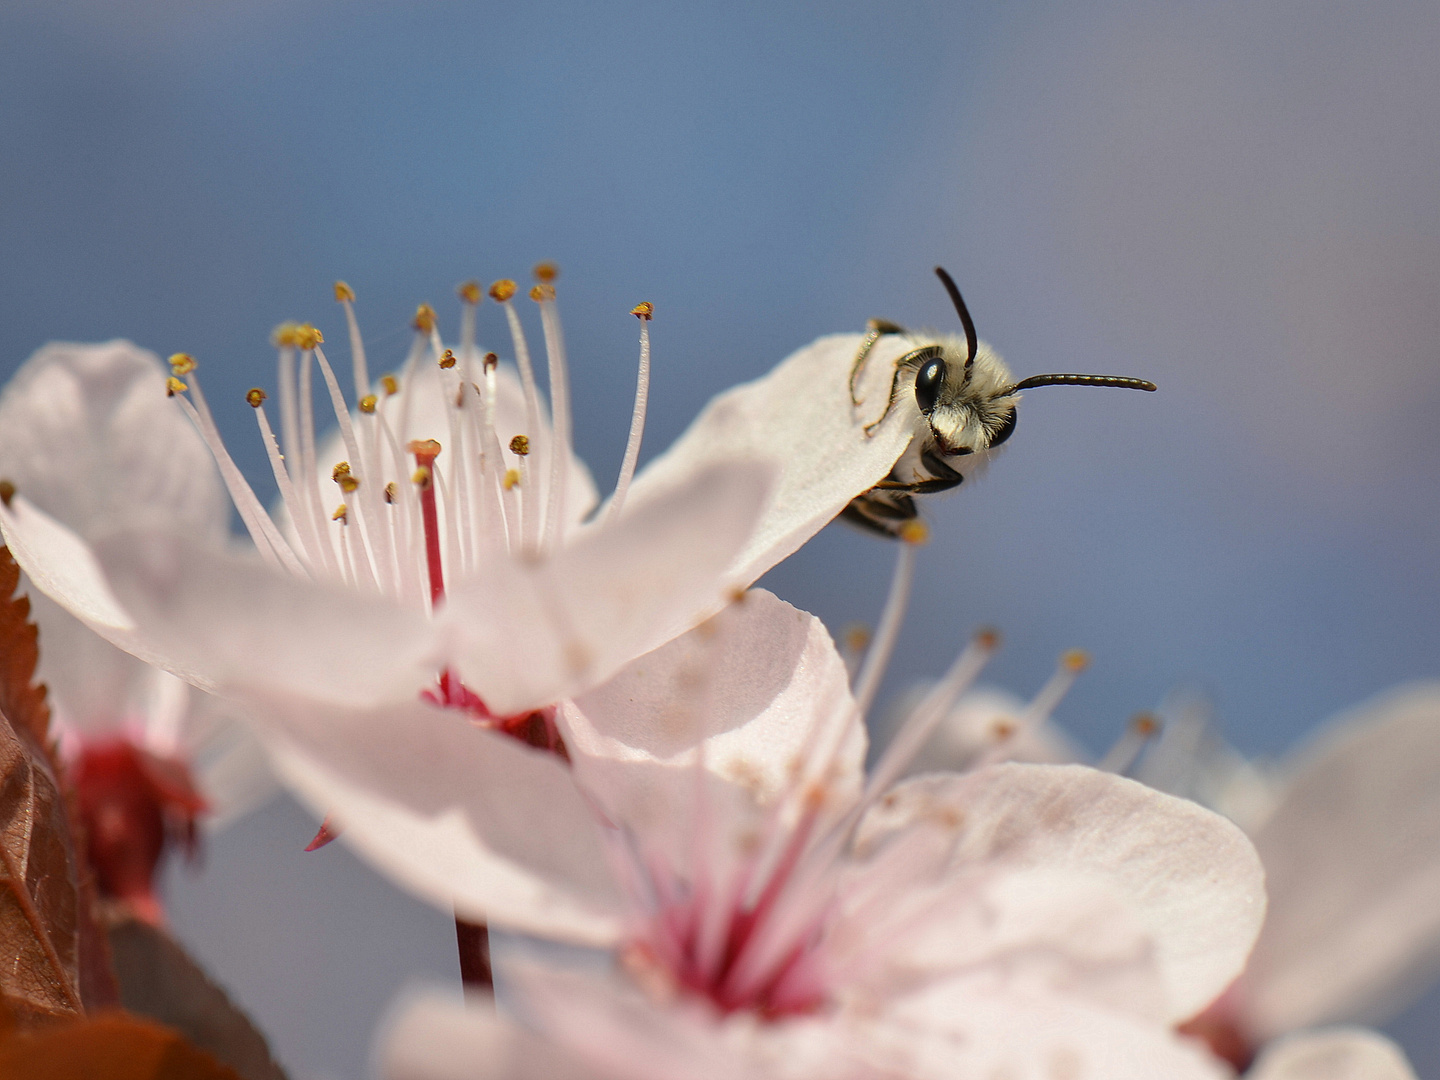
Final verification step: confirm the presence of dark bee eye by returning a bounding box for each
[989,407,1017,448]
[914,356,945,414]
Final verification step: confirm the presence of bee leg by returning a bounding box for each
[840,487,918,539]
[850,318,907,409]
[870,452,965,495]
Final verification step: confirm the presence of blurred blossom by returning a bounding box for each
[1137,686,1440,1068]
[0,340,275,919]
[902,668,1440,1077]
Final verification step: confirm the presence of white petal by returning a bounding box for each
[383,993,604,1080]
[562,589,865,878]
[873,978,1233,1080]
[252,689,626,944]
[854,763,1267,1022]
[444,461,771,715]
[624,333,917,589]
[1246,1029,1418,1080]
[1243,682,1440,1035]
[0,340,227,540]
[91,527,436,705]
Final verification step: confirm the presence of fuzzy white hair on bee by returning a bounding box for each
[843,266,1157,538]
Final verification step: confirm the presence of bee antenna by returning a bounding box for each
[1004,374,1158,394]
[934,266,978,378]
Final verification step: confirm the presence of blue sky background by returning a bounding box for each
[3,2,1439,1075]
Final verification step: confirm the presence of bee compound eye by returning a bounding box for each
[914,355,946,414]
[988,406,1018,448]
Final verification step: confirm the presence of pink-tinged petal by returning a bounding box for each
[1243,683,1440,1036]
[1246,1029,1418,1080]
[443,461,771,715]
[623,333,917,589]
[561,589,865,882]
[0,340,227,539]
[90,527,435,705]
[854,763,1267,1022]
[249,690,626,944]
[382,993,603,1080]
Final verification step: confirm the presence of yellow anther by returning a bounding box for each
[729,586,749,605]
[488,279,517,303]
[898,519,929,545]
[412,465,433,490]
[168,353,196,375]
[337,474,359,493]
[509,435,530,456]
[990,718,1017,741]
[412,303,437,334]
[842,623,872,654]
[1132,712,1160,737]
[533,261,559,283]
[975,627,1001,651]
[483,351,498,371]
[1061,649,1090,673]
[359,394,378,414]
[0,480,14,507]
[332,461,352,479]
[166,377,188,397]
[503,468,521,490]
[439,348,457,369]
[334,281,356,303]
[457,280,481,305]
[246,388,267,408]
[332,504,348,522]
[630,301,654,320]
[529,283,555,302]
[384,481,398,504]
[272,322,300,347]
[381,374,399,396]
[407,438,442,459]
[294,324,324,350]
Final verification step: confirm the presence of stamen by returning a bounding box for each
[249,392,327,569]
[864,628,999,802]
[494,283,544,553]
[1097,713,1161,775]
[168,361,305,575]
[335,281,370,398]
[602,303,654,524]
[410,440,445,607]
[534,282,572,552]
[969,649,1089,771]
[852,528,924,717]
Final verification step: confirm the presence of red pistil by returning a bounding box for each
[71,738,208,925]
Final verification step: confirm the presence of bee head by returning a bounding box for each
[909,337,1019,456]
[913,266,1156,456]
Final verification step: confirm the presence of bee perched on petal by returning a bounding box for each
[844,267,1158,537]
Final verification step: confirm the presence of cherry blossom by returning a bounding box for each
[0,277,918,723]
[244,585,1265,1078]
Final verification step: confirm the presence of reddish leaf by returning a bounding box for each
[0,1010,243,1080]
[0,546,120,1017]
[0,548,49,749]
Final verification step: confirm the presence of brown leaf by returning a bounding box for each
[108,917,289,1080]
[0,548,50,748]
[0,1009,243,1080]
[0,546,83,1023]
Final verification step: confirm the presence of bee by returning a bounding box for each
[843,267,1157,538]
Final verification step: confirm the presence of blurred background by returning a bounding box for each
[3,0,1439,1075]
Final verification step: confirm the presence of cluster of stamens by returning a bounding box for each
[166,266,655,618]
